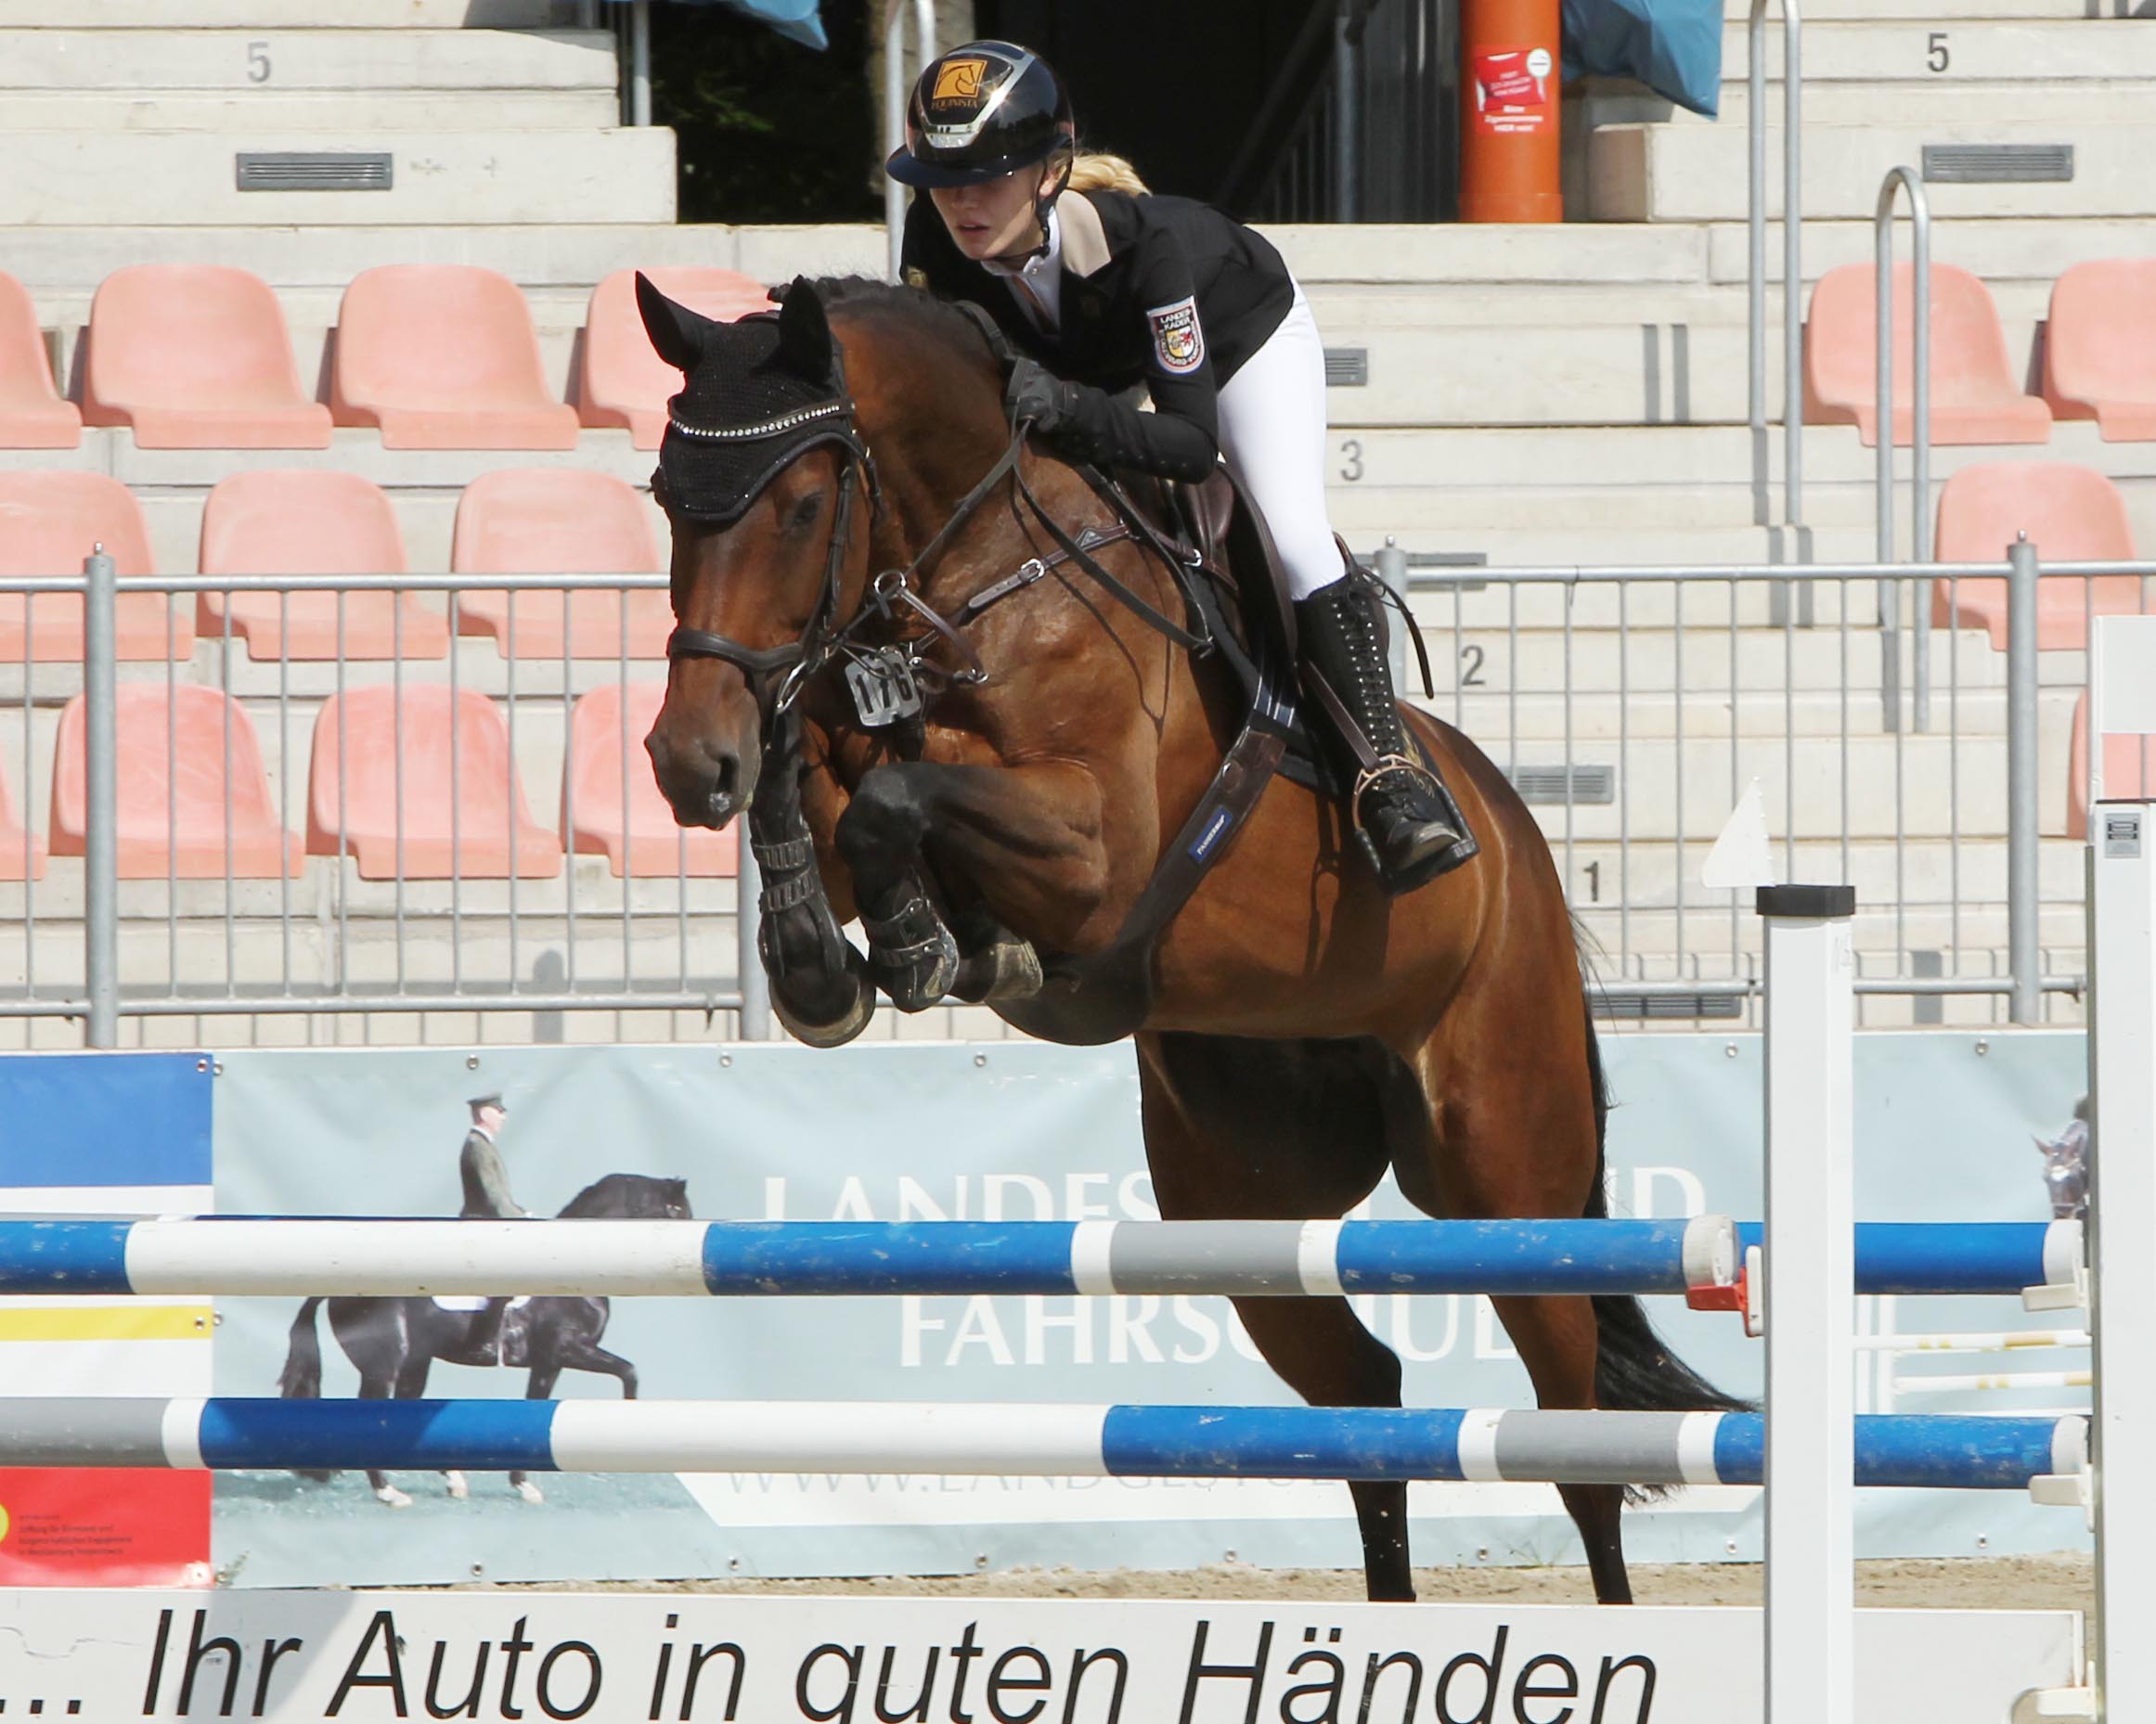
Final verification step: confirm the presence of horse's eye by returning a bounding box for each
[789,492,824,532]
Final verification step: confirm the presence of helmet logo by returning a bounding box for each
[931,57,991,109]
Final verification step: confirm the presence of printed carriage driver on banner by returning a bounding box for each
[890,40,1474,893]
[458,1092,530,1364]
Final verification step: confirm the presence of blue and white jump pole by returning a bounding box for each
[0,1216,2074,1300]
[0,1396,2084,1493]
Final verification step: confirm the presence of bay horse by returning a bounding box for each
[276,1172,691,1507]
[637,274,1738,1603]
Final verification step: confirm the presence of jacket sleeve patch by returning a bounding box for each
[1146,295,1206,376]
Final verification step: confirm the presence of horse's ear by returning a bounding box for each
[636,271,714,375]
[774,276,833,380]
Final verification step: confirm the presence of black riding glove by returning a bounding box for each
[1004,358,1079,437]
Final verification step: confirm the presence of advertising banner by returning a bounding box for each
[0,1589,2083,1721]
[0,1052,214,1588]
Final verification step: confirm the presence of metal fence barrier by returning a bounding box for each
[0,548,2132,1047]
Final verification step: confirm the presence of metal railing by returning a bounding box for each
[5,547,2141,1046]
[1,563,756,1047]
[1217,0,1457,224]
[1387,549,2145,1027]
[1876,166,1933,735]
[1747,0,1805,566]
[882,0,936,281]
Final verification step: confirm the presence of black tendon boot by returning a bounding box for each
[1295,572,1478,894]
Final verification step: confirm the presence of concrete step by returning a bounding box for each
[1491,731,2008,838]
[0,0,566,22]
[0,27,613,91]
[1707,215,2156,291]
[1726,18,2156,80]
[1590,80,2156,131]
[0,129,674,225]
[0,221,1707,299]
[1315,423,2156,493]
[1408,624,2019,701]
[0,89,618,129]
[1534,835,2088,910]
[1594,119,2156,222]
[1570,901,2088,958]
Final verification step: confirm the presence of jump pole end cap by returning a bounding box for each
[1755,882,1856,920]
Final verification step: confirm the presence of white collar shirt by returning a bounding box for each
[983,206,1064,332]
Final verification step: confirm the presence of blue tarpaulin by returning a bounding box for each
[1563,0,1724,118]
[600,0,826,52]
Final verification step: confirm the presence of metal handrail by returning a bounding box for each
[1876,166,1933,735]
[883,0,936,282]
[1748,0,1804,562]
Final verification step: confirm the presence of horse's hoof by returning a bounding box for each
[377,1486,413,1509]
[445,1472,470,1500]
[774,984,876,1048]
[514,1480,546,1506]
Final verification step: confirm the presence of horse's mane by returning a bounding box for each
[810,275,1001,369]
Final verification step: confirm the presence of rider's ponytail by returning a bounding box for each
[1067,152,1151,197]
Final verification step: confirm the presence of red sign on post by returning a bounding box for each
[1472,46,1553,135]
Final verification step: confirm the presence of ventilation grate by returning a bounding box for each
[1594,992,1745,1022]
[237,151,394,192]
[1922,144,2072,185]
[1509,764,1616,805]
[1324,347,1369,387]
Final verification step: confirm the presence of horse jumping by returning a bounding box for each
[637,275,1740,1603]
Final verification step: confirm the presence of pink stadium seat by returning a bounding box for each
[50,685,301,879]
[81,264,330,450]
[329,265,579,451]
[1804,263,2051,447]
[0,472,189,661]
[0,756,45,881]
[197,470,447,662]
[307,684,561,879]
[1930,463,2141,650]
[577,267,774,446]
[2068,686,2156,841]
[562,681,737,878]
[450,468,669,659]
[2043,258,2156,442]
[0,273,82,449]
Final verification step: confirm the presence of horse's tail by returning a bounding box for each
[278,1297,326,1399]
[1574,961,1752,1491]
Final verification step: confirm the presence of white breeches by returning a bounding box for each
[1214,285,1345,602]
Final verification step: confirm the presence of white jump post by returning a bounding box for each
[1759,882,1856,1724]
[2085,615,2156,1723]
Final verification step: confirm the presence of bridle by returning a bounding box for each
[658,384,882,724]
[662,328,1214,747]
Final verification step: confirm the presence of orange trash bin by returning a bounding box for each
[1460,0,1563,223]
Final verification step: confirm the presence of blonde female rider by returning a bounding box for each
[887,40,1475,894]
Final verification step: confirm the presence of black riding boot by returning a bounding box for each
[1296,571,1477,894]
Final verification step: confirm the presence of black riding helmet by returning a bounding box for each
[885,40,1075,189]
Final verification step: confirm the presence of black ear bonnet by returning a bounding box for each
[639,274,867,525]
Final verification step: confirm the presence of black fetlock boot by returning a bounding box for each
[1295,571,1478,895]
